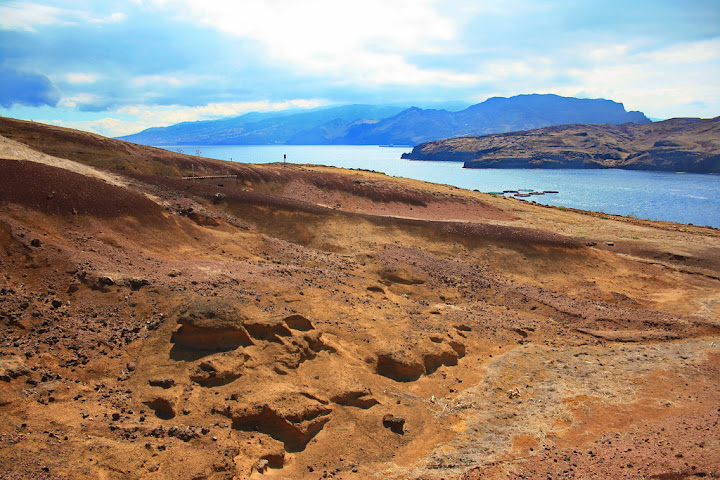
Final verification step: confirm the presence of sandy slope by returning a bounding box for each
[0,134,128,187]
[0,118,719,480]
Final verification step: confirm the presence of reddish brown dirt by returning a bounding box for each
[0,159,166,219]
[0,120,719,480]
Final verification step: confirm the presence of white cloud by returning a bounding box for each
[118,99,329,125]
[561,38,720,118]
[0,1,126,32]
[640,38,720,65]
[131,75,185,87]
[58,93,103,108]
[63,73,102,84]
[46,98,330,137]
[0,2,70,32]
[149,0,476,86]
[469,37,720,119]
[587,44,630,61]
[89,12,126,24]
[47,117,131,137]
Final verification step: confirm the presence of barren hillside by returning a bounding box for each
[402,116,720,173]
[1,117,719,480]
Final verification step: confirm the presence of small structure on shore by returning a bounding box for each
[182,175,238,188]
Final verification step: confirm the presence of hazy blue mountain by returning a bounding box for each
[117,104,406,145]
[117,95,650,146]
[321,94,650,145]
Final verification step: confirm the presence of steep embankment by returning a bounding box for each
[1,119,719,480]
[402,116,720,173]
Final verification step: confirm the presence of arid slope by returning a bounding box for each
[402,116,720,173]
[1,118,719,480]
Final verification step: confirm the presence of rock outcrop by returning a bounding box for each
[402,116,720,173]
[1,118,719,480]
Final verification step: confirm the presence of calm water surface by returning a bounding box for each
[162,145,720,228]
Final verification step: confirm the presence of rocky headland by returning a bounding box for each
[1,116,719,479]
[402,116,720,173]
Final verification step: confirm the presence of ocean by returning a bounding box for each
[160,145,720,228]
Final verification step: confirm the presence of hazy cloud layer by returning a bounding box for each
[1,0,718,136]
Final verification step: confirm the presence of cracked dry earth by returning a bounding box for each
[0,117,719,480]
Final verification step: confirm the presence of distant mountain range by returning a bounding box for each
[401,116,720,173]
[117,94,650,146]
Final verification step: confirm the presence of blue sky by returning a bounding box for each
[1,0,719,137]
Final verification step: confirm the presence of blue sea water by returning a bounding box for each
[161,145,720,228]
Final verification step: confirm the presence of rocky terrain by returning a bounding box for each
[402,116,720,173]
[1,116,719,479]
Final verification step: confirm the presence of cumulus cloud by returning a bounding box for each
[0,66,59,108]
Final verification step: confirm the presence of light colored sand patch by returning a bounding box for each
[394,337,716,479]
[0,134,128,188]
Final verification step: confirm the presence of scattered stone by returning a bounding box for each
[255,458,269,473]
[149,378,175,389]
[128,277,149,291]
[382,414,405,434]
[146,426,166,438]
[167,425,200,442]
[144,397,176,419]
[30,239,41,248]
[0,356,29,381]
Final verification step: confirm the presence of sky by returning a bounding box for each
[1,0,719,137]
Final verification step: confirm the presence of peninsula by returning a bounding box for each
[402,116,720,173]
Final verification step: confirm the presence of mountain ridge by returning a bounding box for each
[117,94,650,146]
